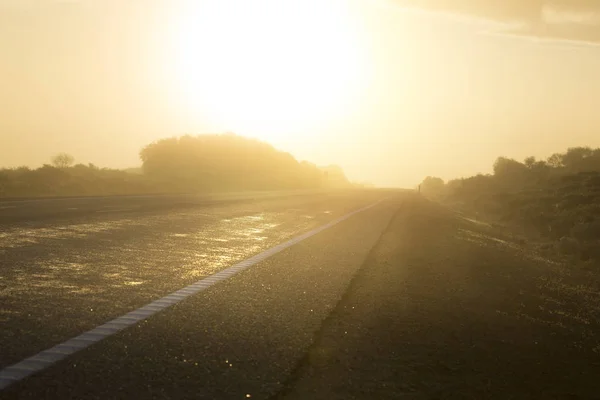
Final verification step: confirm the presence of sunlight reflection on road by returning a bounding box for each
[0,220,140,248]
[0,208,323,304]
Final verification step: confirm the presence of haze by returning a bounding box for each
[2,0,600,187]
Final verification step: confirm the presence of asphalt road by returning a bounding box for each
[0,190,327,224]
[0,190,400,398]
[3,190,600,399]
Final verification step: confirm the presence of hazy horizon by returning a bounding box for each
[2,0,600,187]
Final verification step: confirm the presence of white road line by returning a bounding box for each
[0,199,383,390]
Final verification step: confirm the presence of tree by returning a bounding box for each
[524,156,536,169]
[561,147,593,172]
[51,153,75,169]
[493,157,526,177]
[420,176,445,197]
[547,153,563,168]
[138,134,343,191]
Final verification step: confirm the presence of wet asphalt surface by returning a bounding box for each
[0,190,323,224]
[0,190,400,399]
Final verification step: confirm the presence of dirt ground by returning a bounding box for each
[280,194,600,399]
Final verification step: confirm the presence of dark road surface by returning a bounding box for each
[0,190,398,398]
[0,190,325,224]
[3,190,600,399]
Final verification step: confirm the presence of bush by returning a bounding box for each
[420,147,600,261]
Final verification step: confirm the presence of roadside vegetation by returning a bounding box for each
[420,146,600,264]
[0,134,351,198]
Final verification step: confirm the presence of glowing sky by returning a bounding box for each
[2,0,600,186]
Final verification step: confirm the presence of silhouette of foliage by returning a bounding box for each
[420,176,445,197]
[420,146,600,263]
[0,163,153,198]
[139,134,349,192]
[51,153,75,169]
[0,133,351,198]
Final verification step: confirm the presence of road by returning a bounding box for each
[2,190,600,399]
[0,190,326,223]
[0,190,398,398]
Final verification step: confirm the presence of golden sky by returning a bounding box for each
[1,0,600,187]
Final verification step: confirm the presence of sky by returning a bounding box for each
[1,0,600,187]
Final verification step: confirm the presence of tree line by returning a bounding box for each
[0,133,351,198]
[139,134,350,192]
[420,146,600,262]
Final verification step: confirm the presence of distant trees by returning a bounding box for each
[51,153,75,169]
[422,146,600,202]
[0,134,352,198]
[419,145,600,263]
[562,147,593,169]
[419,146,600,212]
[420,176,445,197]
[524,156,536,169]
[547,153,563,168]
[561,147,600,173]
[0,162,151,198]
[140,134,350,191]
[543,147,600,172]
[492,157,527,178]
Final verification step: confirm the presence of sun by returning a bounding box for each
[168,0,370,140]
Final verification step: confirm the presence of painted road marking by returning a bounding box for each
[0,200,382,390]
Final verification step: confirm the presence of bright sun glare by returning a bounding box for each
[170,0,370,140]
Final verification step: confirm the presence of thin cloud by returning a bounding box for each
[543,6,600,26]
[391,0,600,43]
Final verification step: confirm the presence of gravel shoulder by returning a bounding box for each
[281,194,600,399]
